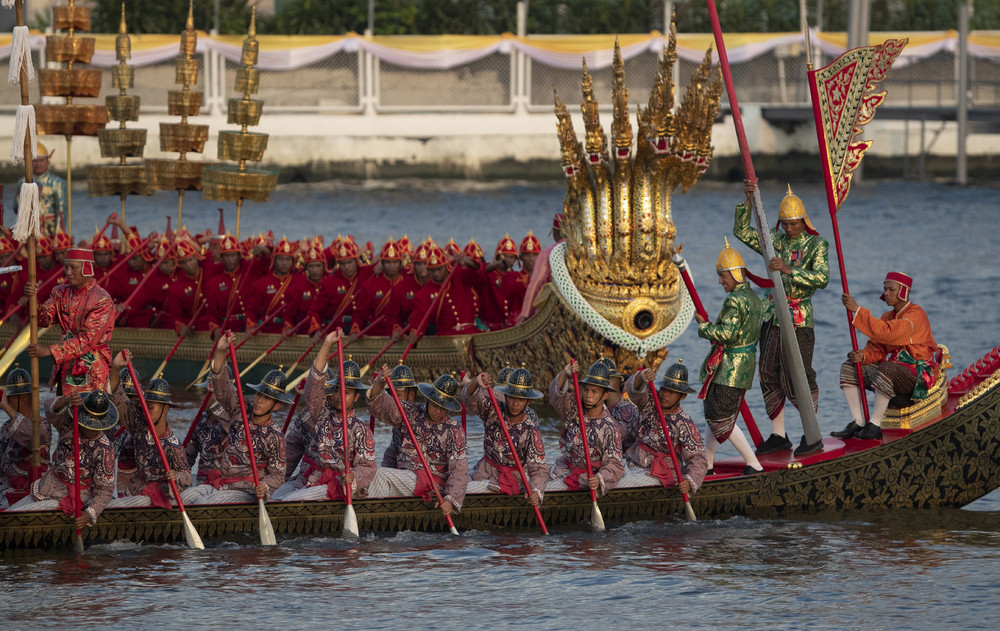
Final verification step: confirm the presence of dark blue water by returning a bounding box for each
[2,179,998,630]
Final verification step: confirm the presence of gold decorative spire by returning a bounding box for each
[555,15,722,340]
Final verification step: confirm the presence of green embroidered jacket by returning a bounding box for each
[698,282,763,390]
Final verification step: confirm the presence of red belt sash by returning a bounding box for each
[483,455,521,496]
[638,442,679,487]
[203,468,257,490]
[300,454,347,501]
[563,460,600,491]
[139,481,173,509]
[414,465,447,503]
[53,472,93,516]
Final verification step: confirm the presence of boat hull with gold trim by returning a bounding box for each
[2,374,998,551]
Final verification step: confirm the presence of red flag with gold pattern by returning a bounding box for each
[808,38,908,212]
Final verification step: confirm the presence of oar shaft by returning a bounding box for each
[336,335,354,506]
[570,369,599,505]
[486,388,548,534]
[228,342,261,487]
[97,236,151,289]
[384,376,458,534]
[282,388,301,433]
[126,360,188,512]
[71,405,83,542]
[116,253,169,319]
[364,323,408,371]
[648,381,693,508]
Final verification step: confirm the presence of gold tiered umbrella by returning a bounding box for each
[35,0,109,238]
[201,3,278,240]
[145,0,212,226]
[86,5,152,222]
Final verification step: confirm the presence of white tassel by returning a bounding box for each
[2,1,17,9]
[9,104,37,164]
[8,26,35,84]
[12,183,41,243]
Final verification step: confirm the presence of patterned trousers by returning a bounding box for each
[704,383,745,442]
[759,321,819,419]
[839,360,916,399]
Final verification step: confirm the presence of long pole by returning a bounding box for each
[14,0,43,484]
[336,334,360,538]
[152,299,208,380]
[570,364,605,531]
[705,0,822,447]
[673,253,763,446]
[647,380,696,521]
[383,376,460,535]
[485,388,549,534]
[126,359,205,549]
[281,383,303,433]
[181,390,213,447]
[237,314,310,378]
[71,406,84,553]
[228,341,277,545]
[115,253,170,323]
[286,315,386,391]
[805,70,870,422]
[358,322,407,378]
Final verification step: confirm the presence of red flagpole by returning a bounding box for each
[807,68,870,421]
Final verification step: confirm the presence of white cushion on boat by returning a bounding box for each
[367,468,417,498]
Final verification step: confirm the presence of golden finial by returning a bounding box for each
[249,1,257,38]
[187,0,194,31]
[119,3,127,34]
[278,364,284,372]
[611,38,633,154]
[580,59,607,160]
[787,183,794,197]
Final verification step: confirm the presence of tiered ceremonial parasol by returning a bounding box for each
[86,5,152,223]
[201,3,278,239]
[145,0,212,227]
[34,0,108,238]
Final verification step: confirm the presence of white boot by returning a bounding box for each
[730,427,763,472]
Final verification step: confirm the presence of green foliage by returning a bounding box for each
[89,0,252,35]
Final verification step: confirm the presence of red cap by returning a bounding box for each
[66,248,95,277]
[884,271,913,301]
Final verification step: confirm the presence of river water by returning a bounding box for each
[2,179,999,630]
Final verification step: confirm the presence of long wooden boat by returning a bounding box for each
[3,351,997,550]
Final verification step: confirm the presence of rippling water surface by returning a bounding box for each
[2,179,998,629]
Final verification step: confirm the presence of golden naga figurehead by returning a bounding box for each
[554,17,722,339]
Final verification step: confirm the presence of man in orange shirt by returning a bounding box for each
[834,271,937,441]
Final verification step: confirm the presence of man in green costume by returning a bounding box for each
[734,182,829,456]
[695,238,765,475]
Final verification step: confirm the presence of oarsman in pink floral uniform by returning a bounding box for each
[26,248,115,395]
[185,365,238,485]
[547,360,624,498]
[378,363,418,468]
[463,368,547,505]
[0,367,51,508]
[187,333,288,504]
[7,390,116,530]
[600,357,641,453]
[620,362,708,493]
[107,354,192,508]
[367,368,468,517]
[273,330,376,502]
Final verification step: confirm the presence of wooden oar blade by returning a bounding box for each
[284,369,308,393]
[448,523,459,536]
[591,501,606,531]
[73,532,85,553]
[238,354,266,378]
[182,511,206,549]
[344,504,360,539]
[186,358,212,390]
[258,499,277,546]
[283,360,301,378]
[683,501,697,522]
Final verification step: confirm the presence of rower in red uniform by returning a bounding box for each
[107,232,153,306]
[119,240,176,328]
[462,239,485,326]
[246,236,300,334]
[4,236,61,328]
[407,245,479,338]
[160,236,208,334]
[503,231,541,327]
[284,244,326,332]
[476,234,519,330]
[352,238,409,336]
[90,232,115,284]
[204,233,253,338]
[308,238,370,335]
[517,213,564,324]
[399,239,433,323]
